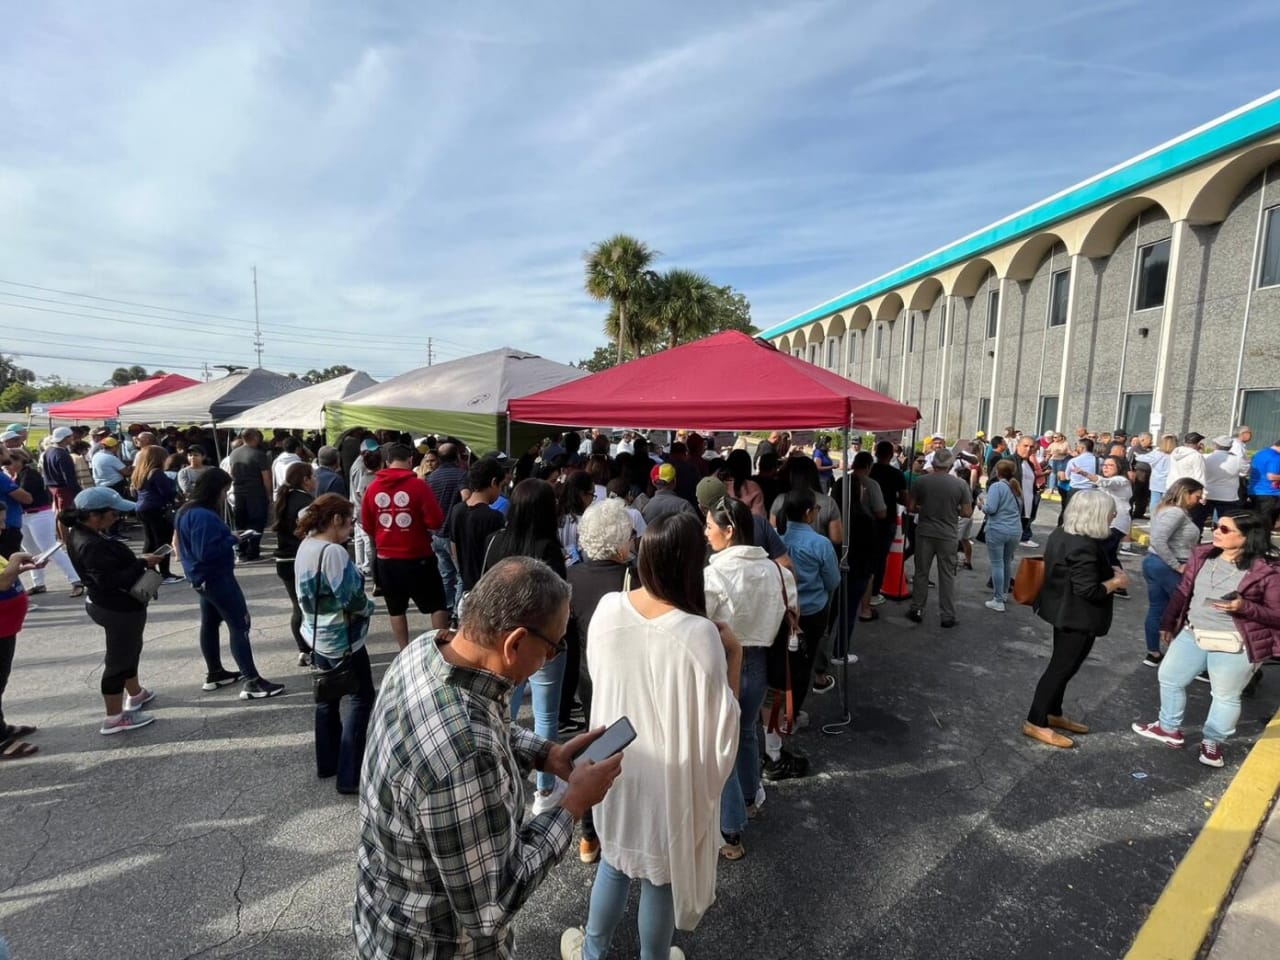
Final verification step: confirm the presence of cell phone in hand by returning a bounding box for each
[33,542,64,567]
[1209,590,1240,604]
[151,543,173,558]
[571,716,636,769]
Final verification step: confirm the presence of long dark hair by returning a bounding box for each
[637,513,707,616]
[784,455,821,493]
[272,461,314,534]
[1222,510,1279,568]
[500,478,560,557]
[706,495,754,548]
[725,449,753,486]
[558,470,594,519]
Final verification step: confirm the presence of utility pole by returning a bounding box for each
[252,265,264,368]
[201,362,211,382]
[427,337,434,367]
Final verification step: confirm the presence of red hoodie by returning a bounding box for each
[360,467,445,560]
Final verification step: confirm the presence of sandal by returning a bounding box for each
[2,724,36,739]
[28,585,47,595]
[70,583,85,598]
[0,737,38,760]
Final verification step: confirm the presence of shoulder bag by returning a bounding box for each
[310,544,360,704]
[1012,555,1045,606]
[765,562,801,734]
[127,567,163,604]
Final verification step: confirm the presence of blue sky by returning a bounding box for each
[2,0,1278,386]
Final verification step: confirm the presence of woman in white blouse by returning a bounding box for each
[561,512,741,960]
[703,494,796,859]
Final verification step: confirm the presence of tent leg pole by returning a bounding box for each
[823,420,854,735]
[505,415,512,456]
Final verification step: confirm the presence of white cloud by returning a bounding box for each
[0,0,1277,389]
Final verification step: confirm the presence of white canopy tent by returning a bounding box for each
[219,371,377,430]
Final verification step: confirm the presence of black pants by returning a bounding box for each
[1206,499,1240,526]
[86,603,147,696]
[559,621,582,725]
[1189,500,1212,532]
[1027,627,1095,726]
[275,559,307,653]
[790,609,830,717]
[1131,476,1151,518]
[232,497,268,559]
[1056,487,1074,526]
[1254,495,1280,530]
[0,527,22,560]
[137,508,173,578]
[871,519,896,594]
[0,634,15,733]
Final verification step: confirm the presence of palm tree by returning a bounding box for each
[649,268,717,349]
[584,234,657,363]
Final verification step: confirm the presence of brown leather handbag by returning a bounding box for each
[1012,556,1046,606]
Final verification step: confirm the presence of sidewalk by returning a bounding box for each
[1208,793,1280,958]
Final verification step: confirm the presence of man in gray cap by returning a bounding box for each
[1203,435,1243,525]
[907,449,973,629]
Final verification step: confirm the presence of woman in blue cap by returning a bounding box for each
[61,486,164,735]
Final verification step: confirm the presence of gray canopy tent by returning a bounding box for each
[219,371,378,431]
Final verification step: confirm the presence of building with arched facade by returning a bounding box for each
[761,91,1280,443]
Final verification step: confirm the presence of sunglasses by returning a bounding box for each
[525,624,566,659]
[1214,524,1240,535]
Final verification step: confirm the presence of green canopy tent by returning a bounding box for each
[324,347,587,453]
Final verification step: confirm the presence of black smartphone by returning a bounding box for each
[1209,591,1240,603]
[572,717,636,769]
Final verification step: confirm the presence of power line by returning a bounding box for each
[0,278,479,349]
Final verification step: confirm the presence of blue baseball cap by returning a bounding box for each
[361,438,379,452]
[74,487,138,512]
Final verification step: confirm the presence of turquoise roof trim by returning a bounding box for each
[763,92,1280,340]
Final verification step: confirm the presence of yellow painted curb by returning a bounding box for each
[1124,707,1280,960]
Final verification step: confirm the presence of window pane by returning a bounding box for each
[876,324,884,358]
[978,398,991,433]
[938,307,946,346]
[1048,270,1070,327]
[1038,396,1059,434]
[1122,393,1152,437]
[986,290,1000,339]
[1260,208,1280,288]
[1134,239,1170,310]
[1241,390,1280,449]
[907,315,916,352]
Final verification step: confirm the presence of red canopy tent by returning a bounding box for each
[47,374,201,420]
[507,331,920,430]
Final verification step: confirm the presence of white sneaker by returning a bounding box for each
[1020,539,1039,548]
[984,599,1006,613]
[124,688,157,711]
[794,710,809,730]
[869,594,886,607]
[531,779,567,816]
[753,784,767,809]
[560,927,585,960]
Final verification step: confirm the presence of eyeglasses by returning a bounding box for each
[525,624,566,658]
[1214,524,1241,535]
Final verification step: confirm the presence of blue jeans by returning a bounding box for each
[312,646,376,793]
[432,535,460,613]
[986,530,1019,603]
[510,653,566,792]
[1142,554,1183,654]
[720,647,769,836]
[583,856,676,960]
[1157,627,1254,743]
[195,575,259,679]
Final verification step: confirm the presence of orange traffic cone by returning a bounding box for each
[880,506,911,600]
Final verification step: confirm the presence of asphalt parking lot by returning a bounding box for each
[1,514,1275,960]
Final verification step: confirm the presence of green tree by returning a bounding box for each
[0,382,37,411]
[648,268,718,349]
[303,364,355,384]
[574,345,619,373]
[35,376,86,403]
[708,284,756,336]
[0,354,35,392]
[585,234,657,363]
[108,365,151,386]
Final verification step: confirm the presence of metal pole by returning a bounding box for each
[823,417,854,735]
[252,266,263,369]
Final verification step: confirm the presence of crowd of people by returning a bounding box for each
[1,416,1278,958]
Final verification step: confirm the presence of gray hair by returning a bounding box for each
[461,556,570,649]
[317,445,339,467]
[931,449,955,471]
[1063,489,1115,539]
[578,498,633,562]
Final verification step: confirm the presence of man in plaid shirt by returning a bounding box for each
[354,556,623,959]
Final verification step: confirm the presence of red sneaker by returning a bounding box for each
[1199,741,1224,768]
[1131,721,1184,747]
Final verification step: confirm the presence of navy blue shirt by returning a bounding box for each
[176,504,238,586]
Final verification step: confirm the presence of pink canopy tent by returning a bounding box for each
[46,374,201,420]
[507,331,921,430]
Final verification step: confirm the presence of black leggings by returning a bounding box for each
[1027,627,1095,726]
[790,609,830,716]
[0,634,15,733]
[86,603,147,696]
[137,508,173,578]
[275,560,307,654]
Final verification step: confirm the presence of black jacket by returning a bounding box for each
[1035,529,1115,636]
[66,525,149,611]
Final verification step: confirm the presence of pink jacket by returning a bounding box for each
[1161,544,1280,662]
